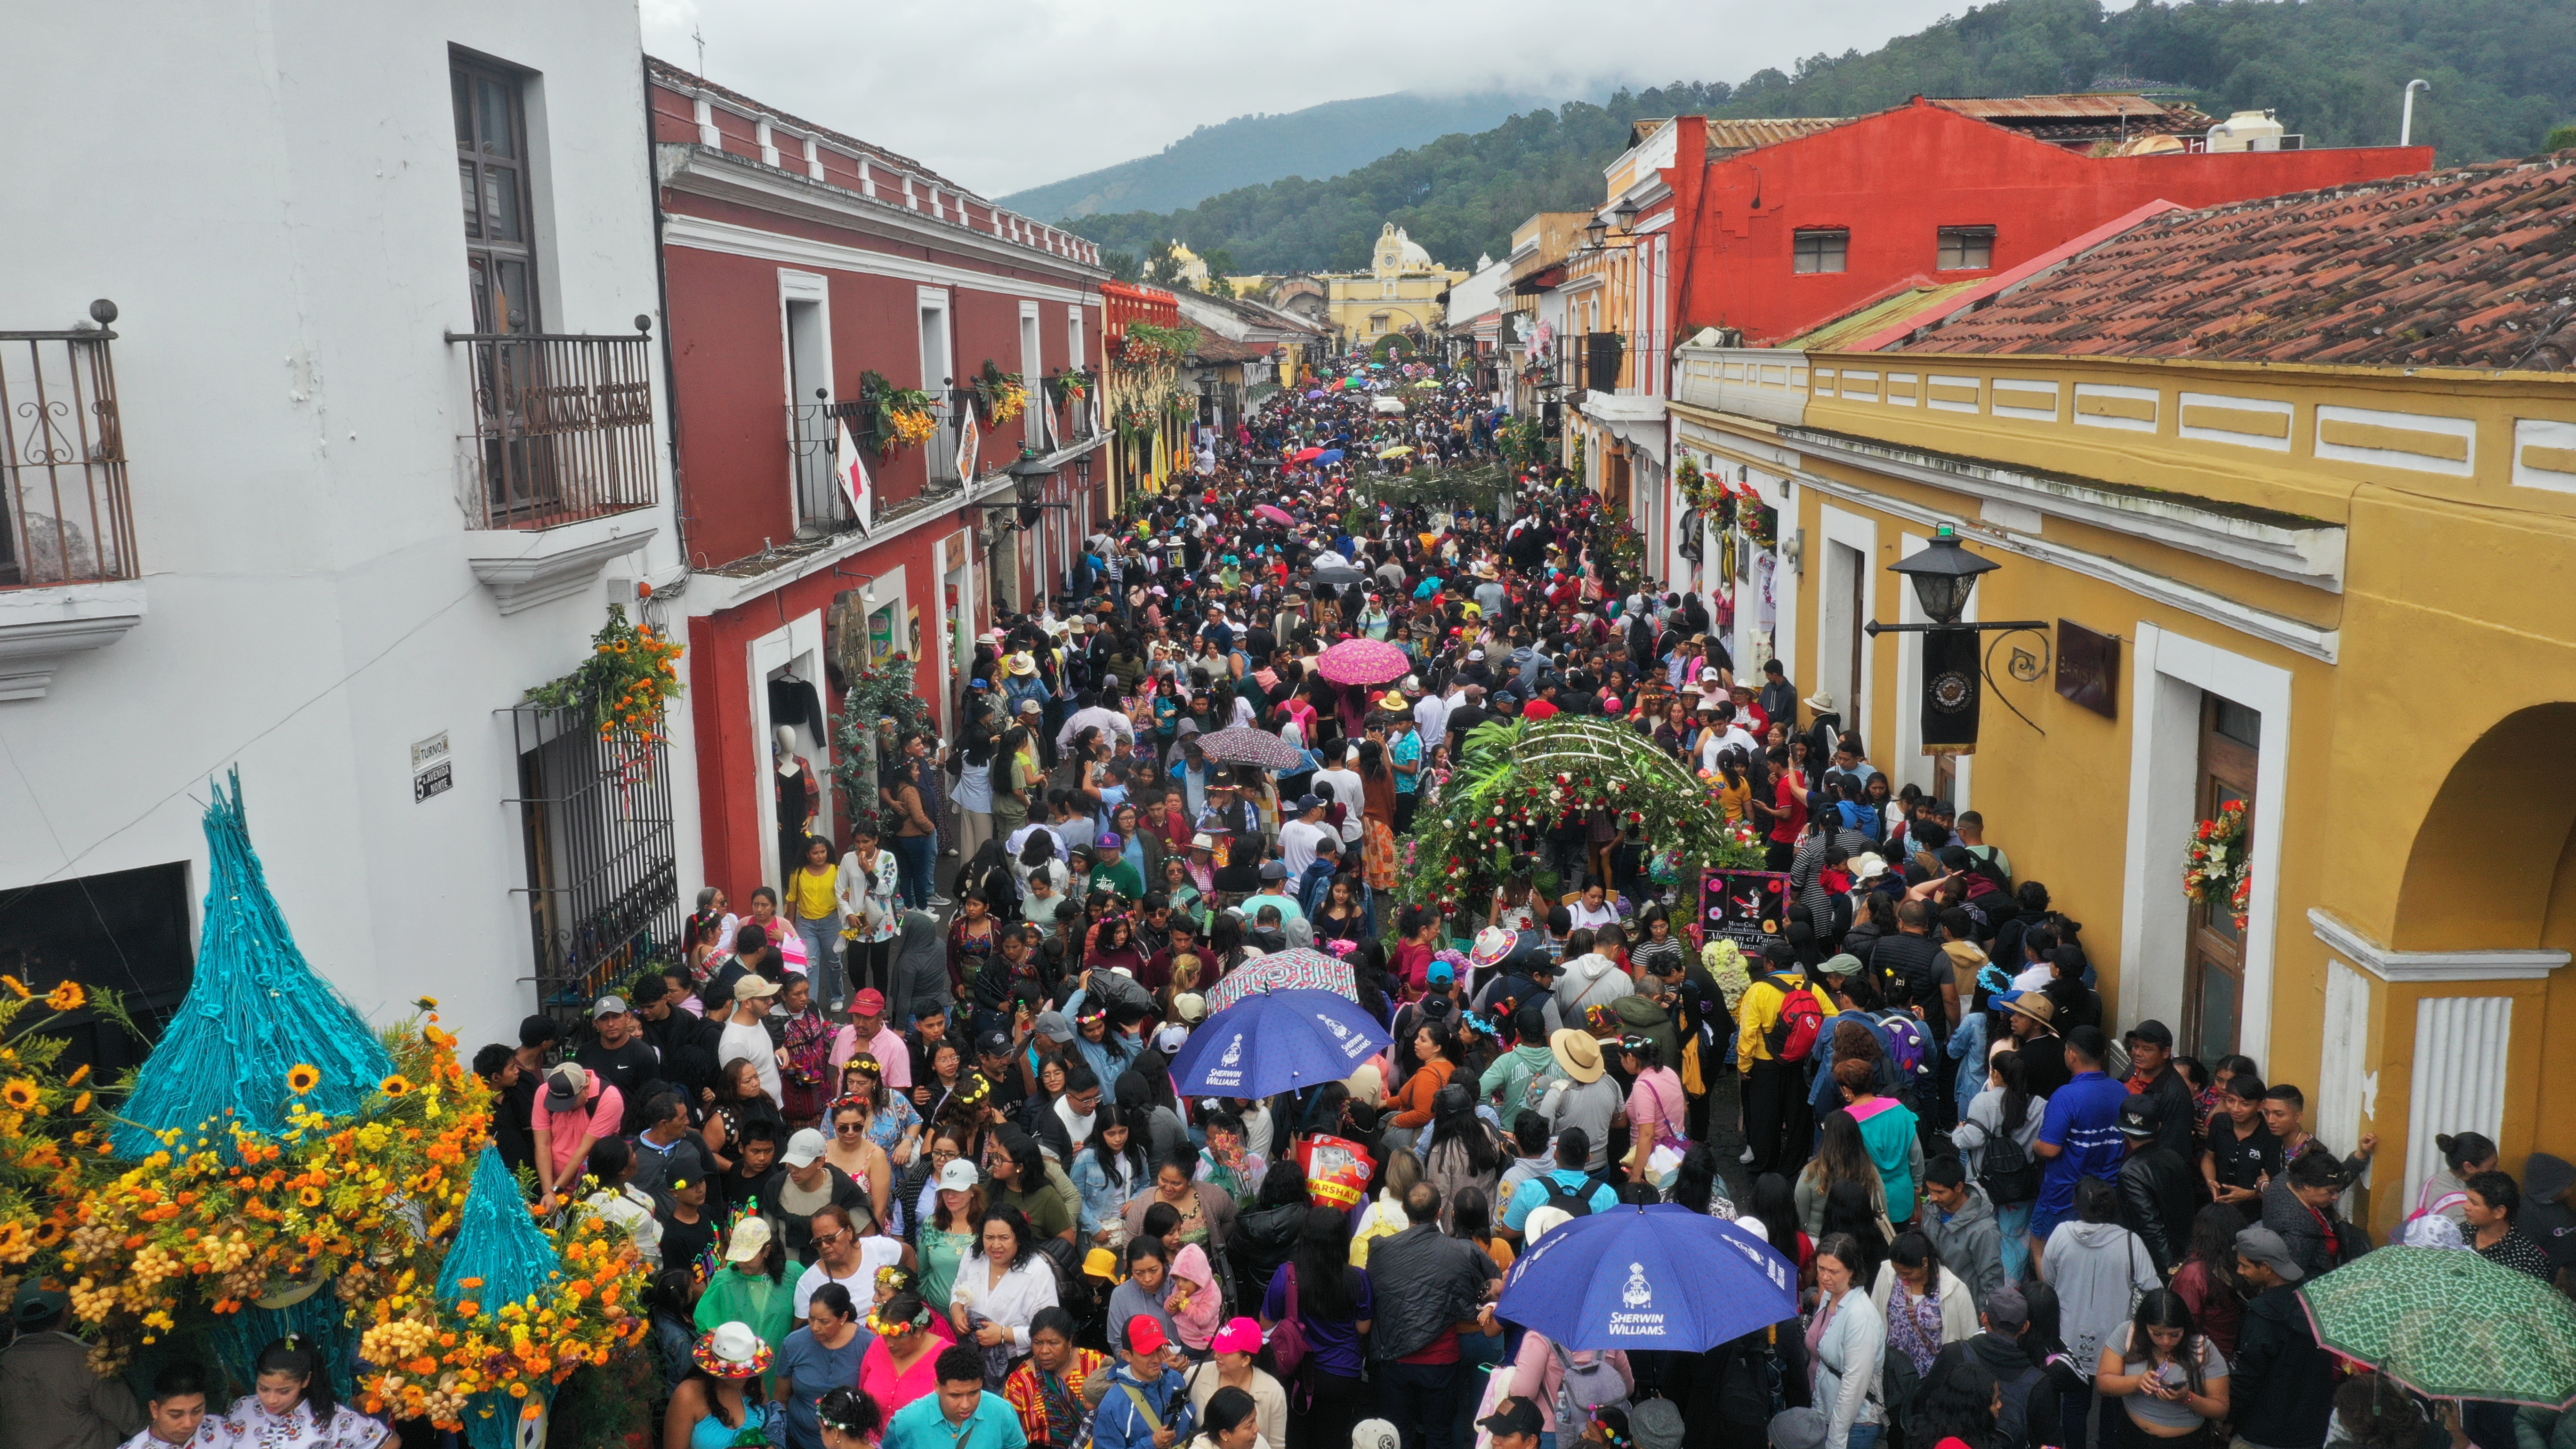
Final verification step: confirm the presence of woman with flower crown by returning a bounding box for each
[857,1287,947,1416]
[194,1336,389,1449]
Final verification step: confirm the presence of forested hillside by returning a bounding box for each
[1071,0,2576,276]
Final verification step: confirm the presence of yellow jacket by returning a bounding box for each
[1735,969,1834,1074]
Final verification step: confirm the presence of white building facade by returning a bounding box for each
[2,1,698,1048]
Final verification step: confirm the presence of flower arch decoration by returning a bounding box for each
[1400,714,1764,917]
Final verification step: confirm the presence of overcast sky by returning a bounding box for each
[640,0,1966,197]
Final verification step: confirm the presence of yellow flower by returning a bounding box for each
[412,997,439,1011]
[378,1075,413,1098]
[0,976,26,998]
[299,1187,323,1208]
[0,1080,36,1111]
[286,1064,321,1095]
[71,1091,92,1114]
[44,981,86,1012]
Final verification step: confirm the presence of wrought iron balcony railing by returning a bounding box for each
[2,301,135,588]
[449,321,658,529]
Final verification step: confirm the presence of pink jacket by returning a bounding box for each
[1167,1243,1223,1350]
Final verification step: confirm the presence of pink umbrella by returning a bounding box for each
[1315,637,1410,686]
[1256,504,1296,526]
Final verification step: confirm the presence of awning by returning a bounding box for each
[1513,264,1567,295]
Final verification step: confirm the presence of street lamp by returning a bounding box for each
[1886,524,2000,625]
[1612,200,1639,233]
[1582,216,1609,251]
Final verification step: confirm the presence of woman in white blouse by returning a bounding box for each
[948,1203,1061,1356]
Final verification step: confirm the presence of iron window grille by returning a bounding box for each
[506,701,681,1019]
[1,305,134,588]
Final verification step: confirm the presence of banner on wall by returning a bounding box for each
[1921,628,1983,754]
[836,420,874,534]
[955,404,981,486]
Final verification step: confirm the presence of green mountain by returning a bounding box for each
[1072,0,2576,276]
[999,90,1559,221]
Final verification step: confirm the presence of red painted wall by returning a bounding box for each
[1657,103,2434,345]
[686,522,958,898]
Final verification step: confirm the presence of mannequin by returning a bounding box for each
[775,725,819,879]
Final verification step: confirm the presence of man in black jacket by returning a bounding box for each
[2230,1226,2335,1449]
[2120,1019,2200,1163]
[1369,1182,1501,1449]
[1916,1286,2056,1449]
[2115,1095,2199,1275]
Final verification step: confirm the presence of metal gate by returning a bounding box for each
[506,703,680,1018]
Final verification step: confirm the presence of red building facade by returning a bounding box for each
[648,60,1110,896]
[1636,101,2434,346]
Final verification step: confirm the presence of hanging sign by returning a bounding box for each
[1699,869,1791,949]
[1921,627,1982,754]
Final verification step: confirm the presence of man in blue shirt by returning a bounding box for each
[1500,1129,1618,1237]
[2031,1026,2130,1242]
[884,1344,1030,1449]
[1090,1317,1194,1449]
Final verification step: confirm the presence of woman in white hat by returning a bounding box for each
[666,1320,775,1449]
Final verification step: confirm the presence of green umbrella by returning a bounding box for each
[2298,1247,2576,1407]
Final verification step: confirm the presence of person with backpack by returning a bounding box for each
[1501,1128,1620,1236]
[1739,942,1835,1177]
[1091,1317,1197,1449]
[1952,1047,2046,1283]
[1911,1286,2058,1449]
[1833,1057,1925,1228]
[1507,1319,1634,1449]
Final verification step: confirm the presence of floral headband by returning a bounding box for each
[876,1265,915,1293]
[1589,1410,1631,1449]
[866,1300,933,1338]
[844,1053,883,1079]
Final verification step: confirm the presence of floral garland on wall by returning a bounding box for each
[975,361,1028,428]
[1400,715,1765,918]
[523,605,685,748]
[855,369,939,454]
[2184,798,2252,932]
[830,654,934,842]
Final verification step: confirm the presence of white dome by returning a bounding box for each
[1373,222,1433,274]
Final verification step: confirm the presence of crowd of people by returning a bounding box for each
[10,357,2575,1449]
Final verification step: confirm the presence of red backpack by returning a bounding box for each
[1762,974,1826,1063]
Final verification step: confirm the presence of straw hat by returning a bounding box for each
[2001,990,2055,1028]
[693,1322,773,1379]
[1549,1028,1606,1084]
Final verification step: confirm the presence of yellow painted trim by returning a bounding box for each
[2520,443,2576,475]
[2077,394,2157,422]
[2319,419,2472,462]
[1928,383,1980,406]
[2181,403,2292,439]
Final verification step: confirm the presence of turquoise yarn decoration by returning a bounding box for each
[112,768,396,1159]
[441,1147,565,1449]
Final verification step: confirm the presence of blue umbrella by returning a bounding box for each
[1315,449,1345,464]
[1169,988,1388,1098]
[1498,1204,1798,1351]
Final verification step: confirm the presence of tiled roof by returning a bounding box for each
[1898,154,2576,370]
[1786,280,1987,350]
[1705,117,1849,156]
[1929,93,2214,133]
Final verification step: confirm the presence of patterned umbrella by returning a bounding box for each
[1204,946,1357,1014]
[1316,637,1410,686]
[2298,1246,2576,1406]
[1194,725,1307,769]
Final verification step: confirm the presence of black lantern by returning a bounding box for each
[1612,200,1640,233]
[1582,216,1609,250]
[1887,524,2000,625]
[1006,446,1057,525]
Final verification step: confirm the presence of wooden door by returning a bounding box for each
[2186,695,2261,1056]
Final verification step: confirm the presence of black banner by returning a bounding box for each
[1922,628,1982,754]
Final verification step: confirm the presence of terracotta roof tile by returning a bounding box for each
[1899,153,2576,370]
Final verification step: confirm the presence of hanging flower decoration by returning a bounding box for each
[49,1013,491,1370]
[1046,369,1093,406]
[523,604,687,783]
[353,1204,650,1429]
[2184,797,2252,932]
[976,361,1029,427]
[0,977,131,1281]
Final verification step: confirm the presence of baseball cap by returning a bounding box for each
[979,1030,1013,1056]
[1172,993,1207,1023]
[1153,1022,1190,1054]
[542,1063,589,1113]
[11,1283,69,1328]
[2235,1224,2306,1281]
[1427,960,1455,985]
[1017,698,1043,715]
[1258,860,1290,881]
[591,994,628,1018]
[2117,1095,2163,1138]
[724,1215,773,1264]
[2125,1019,2175,1050]
[1211,1317,1264,1356]
[1477,1399,1542,1439]
[1125,1316,1169,1356]
[1295,794,1324,812]
[1768,1409,1828,1449]
[937,1158,981,1192]
[781,1127,829,1168]
[1983,1284,2029,1331]
[1035,1011,1076,1043]
[851,988,887,1016]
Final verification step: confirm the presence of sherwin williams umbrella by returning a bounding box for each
[1170,988,1389,1098]
[1315,637,1410,686]
[1194,725,1307,769]
[1498,1203,1798,1352]
[2298,1246,2576,1407]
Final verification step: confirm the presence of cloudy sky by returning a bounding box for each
[640,0,1966,197]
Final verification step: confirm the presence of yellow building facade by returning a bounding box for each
[1232,223,1467,354]
[1673,339,2576,1235]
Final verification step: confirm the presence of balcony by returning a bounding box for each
[450,323,658,529]
[0,302,146,700]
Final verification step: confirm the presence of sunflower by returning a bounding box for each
[298,1185,324,1207]
[44,981,85,1012]
[378,1075,413,1098]
[286,1064,321,1095]
[0,1080,36,1111]
[0,1220,29,1260]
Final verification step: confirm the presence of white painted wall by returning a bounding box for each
[1,0,698,1044]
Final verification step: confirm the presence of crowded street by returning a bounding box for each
[10,6,2576,1449]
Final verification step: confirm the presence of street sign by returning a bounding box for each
[412,760,452,803]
